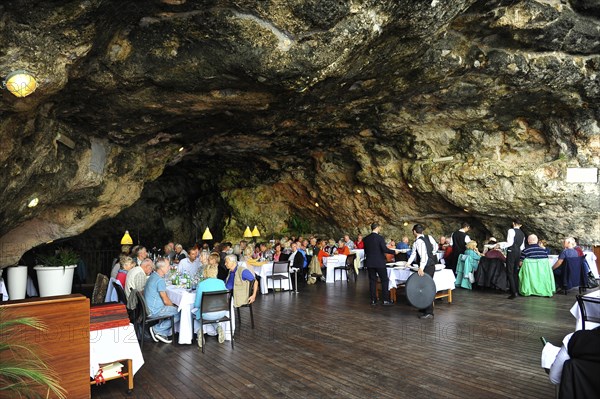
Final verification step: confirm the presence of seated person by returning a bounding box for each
[324,238,337,255]
[178,246,201,276]
[519,234,548,264]
[225,254,258,308]
[545,327,600,385]
[464,241,482,262]
[144,258,180,343]
[484,243,506,262]
[116,256,136,287]
[343,234,355,250]
[538,239,551,256]
[396,236,412,257]
[337,240,351,256]
[355,234,364,249]
[317,240,330,278]
[482,237,497,255]
[552,237,581,278]
[386,240,396,262]
[193,262,227,347]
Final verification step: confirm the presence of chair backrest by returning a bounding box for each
[279,253,290,262]
[272,261,289,274]
[134,290,149,323]
[345,253,357,268]
[91,273,109,305]
[395,252,408,262]
[113,281,127,305]
[576,294,600,329]
[564,256,587,287]
[200,290,231,318]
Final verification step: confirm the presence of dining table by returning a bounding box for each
[386,264,456,302]
[166,284,235,344]
[569,290,600,331]
[89,323,144,378]
[323,255,348,283]
[248,261,293,294]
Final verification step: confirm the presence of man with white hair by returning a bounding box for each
[125,258,154,309]
[144,258,180,343]
[552,237,580,273]
[343,234,355,250]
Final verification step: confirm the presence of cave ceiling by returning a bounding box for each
[0,0,599,265]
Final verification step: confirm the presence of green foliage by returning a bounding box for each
[36,247,79,267]
[0,308,67,399]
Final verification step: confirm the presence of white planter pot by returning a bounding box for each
[7,265,28,300]
[34,265,77,297]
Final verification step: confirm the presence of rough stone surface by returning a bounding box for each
[0,0,599,266]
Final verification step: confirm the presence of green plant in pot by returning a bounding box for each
[34,248,80,297]
[36,248,79,269]
[0,308,67,398]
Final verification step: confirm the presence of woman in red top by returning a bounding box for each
[272,243,282,262]
[116,256,135,287]
[355,234,364,249]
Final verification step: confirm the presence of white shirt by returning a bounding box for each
[449,229,471,246]
[407,234,439,270]
[178,257,200,276]
[506,228,525,250]
[345,240,356,250]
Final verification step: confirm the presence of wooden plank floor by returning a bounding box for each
[92,272,589,399]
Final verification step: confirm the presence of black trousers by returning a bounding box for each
[419,263,436,315]
[506,250,520,295]
[368,267,390,302]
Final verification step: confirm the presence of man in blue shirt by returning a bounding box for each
[225,254,258,305]
[144,258,180,343]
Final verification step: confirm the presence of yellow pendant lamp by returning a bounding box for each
[251,225,260,238]
[202,227,213,240]
[120,230,133,245]
[243,226,253,238]
[4,70,37,97]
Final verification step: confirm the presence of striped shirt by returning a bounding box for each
[520,244,548,260]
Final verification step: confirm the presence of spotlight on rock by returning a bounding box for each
[3,70,37,97]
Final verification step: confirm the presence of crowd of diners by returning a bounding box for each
[107,220,593,344]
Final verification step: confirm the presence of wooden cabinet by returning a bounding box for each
[2,294,90,399]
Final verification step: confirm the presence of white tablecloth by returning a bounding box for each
[89,324,144,378]
[584,251,598,278]
[569,290,600,331]
[250,262,293,294]
[166,285,234,344]
[323,255,347,283]
[0,279,8,301]
[387,267,456,292]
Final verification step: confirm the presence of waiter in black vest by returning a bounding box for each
[449,222,471,273]
[363,222,400,306]
[506,218,525,299]
[406,224,439,319]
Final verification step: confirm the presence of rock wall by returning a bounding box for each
[0,0,598,266]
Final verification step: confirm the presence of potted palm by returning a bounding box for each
[0,308,67,398]
[34,248,79,297]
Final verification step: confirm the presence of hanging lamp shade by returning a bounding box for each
[243,226,253,238]
[4,70,37,97]
[120,230,133,245]
[202,227,213,240]
[251,225,260,237]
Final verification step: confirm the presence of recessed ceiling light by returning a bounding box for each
[27,197,39,208]
[403,221,408,226]
[178,147,184,152]
[407,183,413,189]
[356,189,361,194]
[538,202,546,206]
[463,208,469,212]
[314,202,319,207]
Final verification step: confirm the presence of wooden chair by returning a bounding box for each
[91,273,109,305]
[334,253,357,283]
[267,261,290,293]
[133,290,175,350]
[198,290,234,353]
